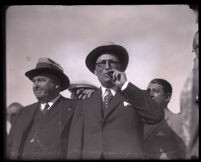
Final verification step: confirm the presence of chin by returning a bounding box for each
[36,96,46,102]
[101,81,114,88]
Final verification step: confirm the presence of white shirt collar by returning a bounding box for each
[40,95,61,111]
[101,86,116,98]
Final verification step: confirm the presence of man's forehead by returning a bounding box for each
[96,53,119,61]
[147,83,164,90]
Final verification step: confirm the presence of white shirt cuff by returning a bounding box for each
[121,81,129,91]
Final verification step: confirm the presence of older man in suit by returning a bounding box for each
[67,44,164,159]
[7,58,77,160]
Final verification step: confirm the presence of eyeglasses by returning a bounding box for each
[96,60,120,69]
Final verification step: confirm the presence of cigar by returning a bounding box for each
[105,71,114,79]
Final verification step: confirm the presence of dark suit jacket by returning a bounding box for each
[7,96,77,160]
[144,108,186,159]
[67,83,164,159]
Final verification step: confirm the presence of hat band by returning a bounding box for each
[36,62,63,72]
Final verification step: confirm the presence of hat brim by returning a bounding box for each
[85,45,129,73]
[25,68,70,91]
[68,84,97,92]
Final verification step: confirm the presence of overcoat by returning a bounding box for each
[7,96,76,160]
[67,83,164,159]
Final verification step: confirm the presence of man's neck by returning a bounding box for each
[101,84,119,92]
[39,94,60,103]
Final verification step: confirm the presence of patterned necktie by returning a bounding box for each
[42,103,50,114]
[103,88,113,109]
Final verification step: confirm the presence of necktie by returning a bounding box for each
[103,88,113,109]
[42,103,50,114]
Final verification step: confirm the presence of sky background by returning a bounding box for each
[6,5,198,113]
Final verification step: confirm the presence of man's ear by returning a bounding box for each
[165,93,171,103]
[55,84,60,89]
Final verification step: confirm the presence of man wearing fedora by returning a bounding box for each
[67,44,165,159]
[7,58,77,160]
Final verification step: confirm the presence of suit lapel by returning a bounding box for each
[59,96,75,129]
[103,92,125,121]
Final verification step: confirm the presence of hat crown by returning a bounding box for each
[36,57,64,72]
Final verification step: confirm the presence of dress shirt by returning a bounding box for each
[101,81,129,100]
[40,95,60,111]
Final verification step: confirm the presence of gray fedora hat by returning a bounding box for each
[25,57,70,91]
[85,44,129,73]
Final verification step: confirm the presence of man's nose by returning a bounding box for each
[149,91,154,97]
[105,61,111,69]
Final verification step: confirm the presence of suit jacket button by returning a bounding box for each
[68,108,71,111]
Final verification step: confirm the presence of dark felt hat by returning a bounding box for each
[25,57,70,91]
[85,44,129,73]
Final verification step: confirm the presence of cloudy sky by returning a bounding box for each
[6,5,198,113]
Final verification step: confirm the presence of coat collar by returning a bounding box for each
[58,96,75,126]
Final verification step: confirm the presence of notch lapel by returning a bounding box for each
[58,97,75,130]
[103,92,125,121]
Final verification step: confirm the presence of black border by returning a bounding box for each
[1,1,199,161]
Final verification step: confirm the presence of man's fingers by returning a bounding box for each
[116,73,121,81]
[112,71,121,82]
[76,89,83,95]
[78,93,83,99]
[82,95,87,100]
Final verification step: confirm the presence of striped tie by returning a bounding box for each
[103,89,113,109]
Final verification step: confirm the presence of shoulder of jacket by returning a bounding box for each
[21,102,38,110]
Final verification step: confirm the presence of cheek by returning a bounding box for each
[95,69,103,78]
[153,94,162,101]
[47,83,57,92]
[155,94,166,102]
[116,65,121,71]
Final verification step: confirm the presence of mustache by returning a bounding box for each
[104,71,121,82]
[105,71,114,78]
[33,87,43,91]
